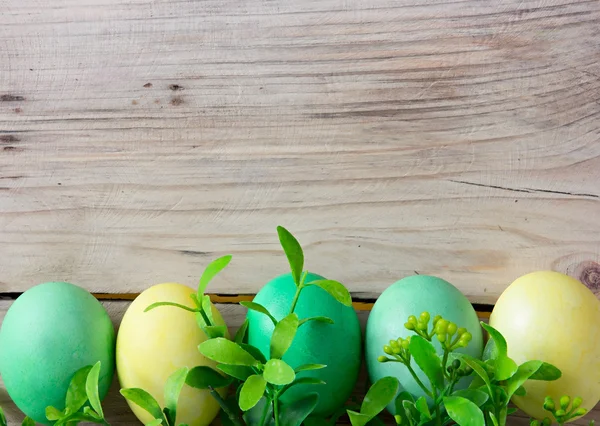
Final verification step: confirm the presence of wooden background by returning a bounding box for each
[1,0,599,423]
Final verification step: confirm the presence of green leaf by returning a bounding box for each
[347,411,372,426]
[488,412,499,426]
[270,313,299,359]
[401,401,420,424]
[263,359,296,385]
[305,280,352,307]
[460,355,493,396]
[198,338,258,366]
[481,323,508,359]
[86,361,104,418]
[163,367,189,426]
[21,418,35,426]
[120,388,165,422]
[506,360,543,398]
[186,366,233,389]
[54,412,104,425]
[240,301,278,326]
[277,226,304,286]
[234,344,265,365]
[493,356,518,381]
[280,377,326,397]
[198,255,232,295]
[409,336,444,390]
[529,362,561,381]
[46,406,63,421]
[394,392,414,424]
[83,406,100,419]
[360,376,400,418]
[145,301,196,313]
[146,420,163,426]
[279,393,320,426]
[303,416,330,426]
[203,325,228,339]
[239,375,267,411]
[217,364,255,381]
[451,389,489,407]
[201,295,215,324]
[513,386,527,396]
[65,365,93,414]
[235,319,249,344]
[506,408,518,415]
[243,397,274,426]
[415,397,431,420]
[294,364,326,373]
[482,338,497,362]
[298,316,334,327]
[0,406,6,426]
[443,396,485,426]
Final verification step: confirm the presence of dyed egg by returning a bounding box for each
[0,282,115,424]
[247,272,361,416]
[116,283,227,426]
[490,271,600,420]
[365,275,484,412]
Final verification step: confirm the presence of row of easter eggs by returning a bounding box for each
[0,271,599,424]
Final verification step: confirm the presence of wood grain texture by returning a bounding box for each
[1,300,598,425]
[1,1,600,301]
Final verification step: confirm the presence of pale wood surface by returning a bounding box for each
[1,300,599,426]
[1,0,600,302]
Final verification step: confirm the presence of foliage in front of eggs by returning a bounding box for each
[0,282,115,424]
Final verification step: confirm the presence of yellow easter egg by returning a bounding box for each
[116,283,227,426]
[490,271,600,421]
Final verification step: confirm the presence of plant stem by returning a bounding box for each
[198,306,213,327]
[432,386,442,426]
[441,349,449,379]
[208,386,242,426]
[405,364,433,398]
[274,395,281,426]
[258,397,271,426]
[289,284,304,314]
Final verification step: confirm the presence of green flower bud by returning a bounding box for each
[394,415,402,425]
[416,320,427,331]
[555,409,566,417]
[393,346,402,355]
[378,355,389,363]
[530,420,540,426]
[433,315,442,326]
[405,322,415,331]
[420,312,430,323]
[447,322,457,336]
[574,408,587,417]
[390,339,400,348]
[435,319,448,334]
[559,395,570,410]
[464,366,473,375]
[462,332,472,342]
[572,397,583,409]
[541,418,552,426]
[457,327,467,336]
[408,315,417,324]
[384,345,393,355]
[437,333,446,343]
[543,397,555,412]
[401,339,410,350]
[452,359,461,370]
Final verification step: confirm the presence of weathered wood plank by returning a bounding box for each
[1,0,600,301]
[1,300,598,425]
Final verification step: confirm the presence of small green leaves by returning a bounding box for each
[481,323,507,359]
[202,325,228,339]
[198,255,232,295]
[414,397,431,420]
[506,360,544,398]
[86,361,104,418]
[199,338,259,366]
[409,335,444,390]
[235,318,249,344]
[66,365,93,414]
[240,301,278,326]
[243,397,274,426]
[529,363,562,381]
[46,406,63,421]
[305,280,352,307]
[298,316,334,327]
[347,376,400,426]
[444,396,485,426]
[0,406,6,426]
[263,359,296,385]
[120,388,166,422]
[492,356,519,381]
[294,364,326,373]
[270,313,299,359]
[279,393,320,426]
[146,420,164,426]
[277,226,304,286]
[217,364,255,381]
[239,343,268,364]
[21,418,35,426]
[164,367,189,426]
[280,377,326,397]
[239,375,267,411]
[186,366,233,389]
[452,389,489,407]
[460,355,493,395]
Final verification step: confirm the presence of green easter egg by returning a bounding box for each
[0,282,115,423]
[247,272,361,416]
[365,275,483,413]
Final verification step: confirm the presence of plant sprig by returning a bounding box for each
[531,395,595,426]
